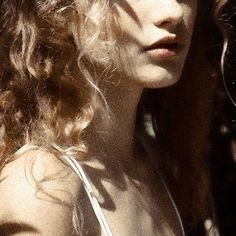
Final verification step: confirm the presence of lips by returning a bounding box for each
[144,35,183,59]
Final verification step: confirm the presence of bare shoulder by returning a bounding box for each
[0,150,81,235]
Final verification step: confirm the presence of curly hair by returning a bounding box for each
[0,0,229,235]
[0,0,117,170]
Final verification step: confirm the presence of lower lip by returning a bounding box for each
[146,46,182,60]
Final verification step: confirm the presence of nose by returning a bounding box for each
[152,0,184,28]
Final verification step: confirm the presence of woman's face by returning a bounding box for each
[113,0,198,88]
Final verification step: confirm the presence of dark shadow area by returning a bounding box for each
[0,222,38,235]
[209,1,236,235]
[210,90,236,236]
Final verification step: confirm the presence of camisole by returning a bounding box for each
[63,155,185,236]
[63,155,112,236]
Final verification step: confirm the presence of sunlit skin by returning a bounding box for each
[114,0,197,88]
[0,0,198,235]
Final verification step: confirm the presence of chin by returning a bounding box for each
[134,65,182,88]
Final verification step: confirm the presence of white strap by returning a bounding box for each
[63,156,113,236]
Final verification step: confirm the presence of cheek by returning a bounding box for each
[183,3,198,33]
[112,4,141,41]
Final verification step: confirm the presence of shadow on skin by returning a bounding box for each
[83,163,126,211]
[112,0,142,28]
[0,176,8,183]
[0,222,38,236]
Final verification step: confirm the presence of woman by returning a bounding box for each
[0,0,226,235]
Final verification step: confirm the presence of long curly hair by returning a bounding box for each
[0,0,228,234]
[0,0,117,168]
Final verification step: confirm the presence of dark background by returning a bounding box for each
[210,0,236,235]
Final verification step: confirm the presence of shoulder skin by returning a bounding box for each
[0,150,81,235]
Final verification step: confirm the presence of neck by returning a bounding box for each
[86,75,143,163]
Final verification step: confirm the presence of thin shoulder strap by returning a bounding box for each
[63,156,113,236]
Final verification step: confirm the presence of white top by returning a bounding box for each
[63,155,113,236]
[63,155,186,236]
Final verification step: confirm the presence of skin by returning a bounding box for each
[114,0,197,88]
[0,0,197,235]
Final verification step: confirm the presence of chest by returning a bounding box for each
[77,167,184,236]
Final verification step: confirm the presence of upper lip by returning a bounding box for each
[144,35,181,51]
